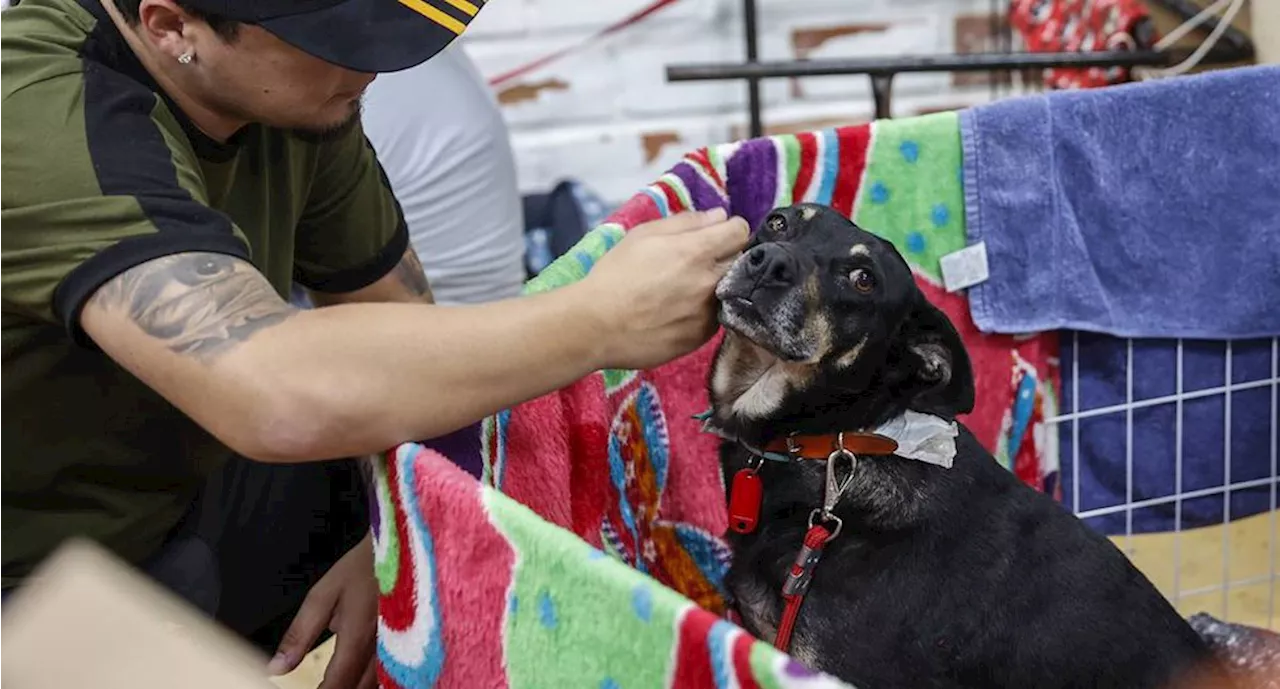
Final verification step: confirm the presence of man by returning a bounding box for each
[0,1,748,687]
[361,42,527,305]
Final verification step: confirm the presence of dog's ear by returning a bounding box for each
[898,300,974,418]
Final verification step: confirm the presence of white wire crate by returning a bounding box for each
[1050,334,1279,631]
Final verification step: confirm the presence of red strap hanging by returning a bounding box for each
[774,523,834,653]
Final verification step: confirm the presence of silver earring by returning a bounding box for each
[177,51,194,65]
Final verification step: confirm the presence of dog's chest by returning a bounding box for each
[728,537,978,687]
[727,536,916,666]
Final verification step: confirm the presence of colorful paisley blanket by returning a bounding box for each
[371,112,1060,688]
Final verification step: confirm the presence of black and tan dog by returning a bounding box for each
[705,203,1217,689]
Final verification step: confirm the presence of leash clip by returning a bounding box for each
[821,442,857,523]
[807,509,843,541]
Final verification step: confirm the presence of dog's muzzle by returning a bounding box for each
[716,243,813,361]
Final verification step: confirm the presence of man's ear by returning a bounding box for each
[899,300,974,418]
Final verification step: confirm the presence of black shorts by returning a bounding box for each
[142,455,371,654]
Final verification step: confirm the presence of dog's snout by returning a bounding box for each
[744,244,796,287]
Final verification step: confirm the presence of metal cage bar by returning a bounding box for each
[1222,341,1234,618]
[1271,338,1279,628]
[1048,336,1280,629]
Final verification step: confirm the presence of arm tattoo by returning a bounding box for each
[391,248,433,301]
[89,253,297,363]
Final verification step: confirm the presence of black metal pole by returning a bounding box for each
[870,74,894,120]
[743,0,762,138]
[668,50,1177,82]
[989,0,1000,102]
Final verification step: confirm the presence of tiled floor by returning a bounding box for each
[274,510,1279,688]
[1122,510,1278,631]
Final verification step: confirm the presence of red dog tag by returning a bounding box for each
[728,468,763,534]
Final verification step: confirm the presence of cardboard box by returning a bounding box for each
[2,539,276,689]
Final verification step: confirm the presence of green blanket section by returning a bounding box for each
[488,486,799,688]
[854,112,966,285]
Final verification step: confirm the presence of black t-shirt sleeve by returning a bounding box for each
[0,70,250,346]
[292,123,409,294]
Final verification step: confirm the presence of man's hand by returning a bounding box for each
[267,536,378,689]
[579,208,750,371]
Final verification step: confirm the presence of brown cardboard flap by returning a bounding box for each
[2,538,275,689]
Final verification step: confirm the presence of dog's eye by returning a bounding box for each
[765,214,787,234]
[850,268,875,293]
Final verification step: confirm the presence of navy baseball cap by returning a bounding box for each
[181,0,485,73]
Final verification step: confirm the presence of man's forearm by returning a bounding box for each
[82,212,744,464]
[81,250,605,462]
[192,282,605,461]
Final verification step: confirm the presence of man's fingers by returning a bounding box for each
[713,255,739,277]
[687,216,751,262]
[268,588,336,676]
[636,207,729,236]
[318,629,376,689]
[357,658,379,689]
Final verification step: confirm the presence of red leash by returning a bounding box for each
[722,433,872,653]
[774,522,837,652]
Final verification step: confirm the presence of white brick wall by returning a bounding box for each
[463,0,1023,205]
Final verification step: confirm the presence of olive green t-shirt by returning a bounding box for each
[1,0,408,587]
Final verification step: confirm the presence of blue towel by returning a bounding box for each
[960,65,1280,340]
[1059,333,1277,537]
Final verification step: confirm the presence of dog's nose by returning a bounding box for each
[744,243,796,287]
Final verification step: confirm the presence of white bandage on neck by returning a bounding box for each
[874,410,959,469]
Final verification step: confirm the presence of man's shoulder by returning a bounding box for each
[1,71,106,211]
[2,0,97,99]
[1,1,198,212]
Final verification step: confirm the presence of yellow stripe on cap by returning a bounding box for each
[441,0,479,17]
[398,0,466,34]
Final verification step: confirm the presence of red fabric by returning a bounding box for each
[831,126,871,217]
[1013,371,1050,492]
[411,449,516,688]
[645,339,725,529]
[659,180,685,213]
[566,375,613,539]
[380,457,419,632]
[918,277,1061,495]
[606,192,663,231]
[1009,0,1155,89]
[673,606,719,686]
[792,132,820,202]
[686,148,725,192]
[502,391,573,528]
[731,631,763,689]
[376,664,407,689]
